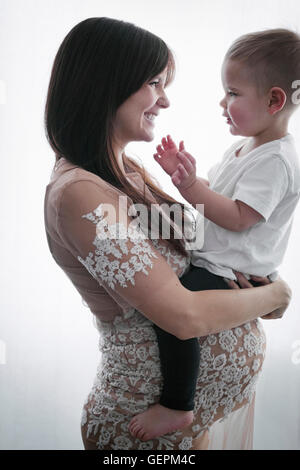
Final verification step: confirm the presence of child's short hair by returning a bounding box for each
[225,28,300,112]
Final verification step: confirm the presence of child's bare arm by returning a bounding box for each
[154,137,261,231]
[180,178,262,231]
[200,178,210,186]
[173,151,263,232]
[235,200,264,230]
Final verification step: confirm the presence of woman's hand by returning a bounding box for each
[225,272,292,320]
[224,271,270,289]
[261,277,292,319]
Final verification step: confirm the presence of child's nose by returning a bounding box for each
[219,96,226,108]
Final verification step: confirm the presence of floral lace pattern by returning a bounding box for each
[78,204,159,290]
[79,209,266,450]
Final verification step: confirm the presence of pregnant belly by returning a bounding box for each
[193,319,266,428]
[81,317,266,450]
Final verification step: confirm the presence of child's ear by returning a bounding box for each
[268,87,287,115]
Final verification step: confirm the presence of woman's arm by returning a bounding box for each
[135,275,290,340]
[58,180,291,340]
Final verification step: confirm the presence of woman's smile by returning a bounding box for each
[144,112,157,125]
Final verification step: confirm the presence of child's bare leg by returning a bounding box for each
[128,404,194,442]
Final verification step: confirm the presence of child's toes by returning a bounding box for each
[129,421,137,431]
[141,432,151,442]
[130,416,138,426]
[132,422,142,433]
[129,418,136,428]
[128,421,135,434]
[131,422,143,437]
[131,423,142,438]
[136,428,146,441]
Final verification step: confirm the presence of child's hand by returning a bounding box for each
[171,147,197,191]
[153,135,182,176]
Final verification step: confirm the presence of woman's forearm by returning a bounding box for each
[182,281,286,339]
[137,275,289,340]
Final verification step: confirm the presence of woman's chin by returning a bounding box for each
[139,131,155,142]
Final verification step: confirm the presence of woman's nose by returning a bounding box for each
[157,92,170,109]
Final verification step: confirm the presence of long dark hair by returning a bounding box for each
[45,17,191,255]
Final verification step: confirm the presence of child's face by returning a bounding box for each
[220,59,271,137]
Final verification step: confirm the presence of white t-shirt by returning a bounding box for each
[191,134,300,281]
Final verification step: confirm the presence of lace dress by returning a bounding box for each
[44,158,266,450]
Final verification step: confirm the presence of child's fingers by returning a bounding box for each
[153,153,164,168]
[161,137,168,150]
[171,169,181,187]
[177,152,194,174]
[167,135,176,149]
[184,152,197,167]
[178,143,196,168]
[156,145,164,156]
[182,150,197,167]
[177,163,189,179]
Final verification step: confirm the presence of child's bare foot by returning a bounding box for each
[128,404,194,441]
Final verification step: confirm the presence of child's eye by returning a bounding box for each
[228,91,237,97]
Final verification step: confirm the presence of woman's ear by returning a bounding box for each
[268,87,287,115]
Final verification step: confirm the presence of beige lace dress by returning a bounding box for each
[44,157,266,450]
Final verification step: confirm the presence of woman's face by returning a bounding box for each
[112,68,170,148]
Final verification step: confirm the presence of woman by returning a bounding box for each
[44,17,291,450]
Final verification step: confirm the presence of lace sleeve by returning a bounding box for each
[77,203,159,291]
[56,179,186,313]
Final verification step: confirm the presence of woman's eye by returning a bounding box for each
[149,80,160,87]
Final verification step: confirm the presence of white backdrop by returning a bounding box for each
[0,0,299,450]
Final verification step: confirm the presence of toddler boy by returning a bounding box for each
[129,28,300,442]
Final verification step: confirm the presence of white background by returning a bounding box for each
[0,0,299,449]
